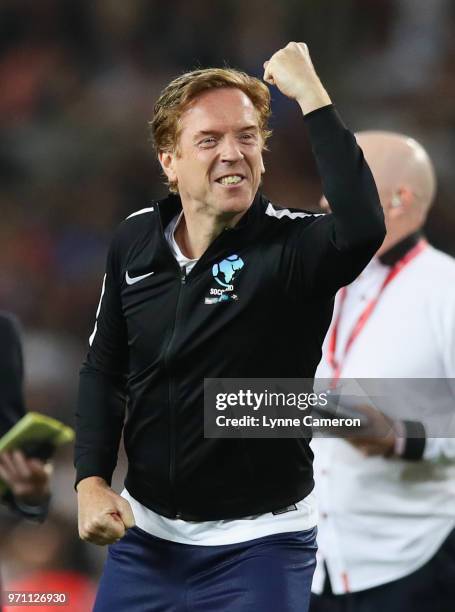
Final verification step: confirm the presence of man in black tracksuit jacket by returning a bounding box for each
[76,152,383,519]
[75,43,385,611]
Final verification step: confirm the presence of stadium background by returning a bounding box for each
[0,0,454,608]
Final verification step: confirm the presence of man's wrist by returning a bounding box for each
[296,84,332,116]
[392,420,407,456]
[391,420,426,460]
[6,491,50,522]
[76,476,109,492]
[16,489,51,506]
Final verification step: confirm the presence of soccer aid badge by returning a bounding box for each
[205,255,244,304]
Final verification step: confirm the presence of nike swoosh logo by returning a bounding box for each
[125,270,154,285]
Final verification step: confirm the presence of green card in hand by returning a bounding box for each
[0,412,74,494]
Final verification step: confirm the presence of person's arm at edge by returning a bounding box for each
[0,314,51,521]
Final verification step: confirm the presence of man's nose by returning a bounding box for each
[220,135,244,162]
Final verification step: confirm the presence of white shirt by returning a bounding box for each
[122,213,318,545]
[312,245,455,594]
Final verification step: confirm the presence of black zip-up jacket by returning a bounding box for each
[75,106,385,520]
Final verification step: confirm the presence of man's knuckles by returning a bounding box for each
[79,514,123,539]
[79,521,124,542]
[282,42,308,56]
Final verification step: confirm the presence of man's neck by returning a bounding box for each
[378,230,423,266]
[174,206,246,260]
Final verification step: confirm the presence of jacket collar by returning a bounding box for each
[157,190,263,232]
[378,231,424,266]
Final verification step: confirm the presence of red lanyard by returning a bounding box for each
[327,239,427,386]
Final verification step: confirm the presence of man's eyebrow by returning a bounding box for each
[193,125,260,139]
[236,125,260,132]
[193,130,221,139]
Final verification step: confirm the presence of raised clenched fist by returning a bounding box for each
[263,42,331,115]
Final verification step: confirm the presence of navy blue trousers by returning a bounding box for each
[94,526,317,612]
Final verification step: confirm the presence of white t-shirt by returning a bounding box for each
[122,212,318,545]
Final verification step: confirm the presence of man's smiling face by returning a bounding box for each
[159,87,265,218]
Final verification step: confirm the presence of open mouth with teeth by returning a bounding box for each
[216,174,245,186]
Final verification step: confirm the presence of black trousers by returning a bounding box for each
[310,528,455,612]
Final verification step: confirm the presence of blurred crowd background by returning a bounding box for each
[0,0,454,608]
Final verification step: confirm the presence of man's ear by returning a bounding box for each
[388,187,413,219]
[260,151,265,175]
[159,151,177,183]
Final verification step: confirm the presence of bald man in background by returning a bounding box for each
[310,132,455,612]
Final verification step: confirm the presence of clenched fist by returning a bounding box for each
[77,476,135,546]
[263,42,331,115]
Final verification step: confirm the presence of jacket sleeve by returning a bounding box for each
[74,232,128,488]
[0,313,26,436]
[289,105,386,296]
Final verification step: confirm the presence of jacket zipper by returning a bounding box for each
[157,204,233,517]
[157,206,188,517]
